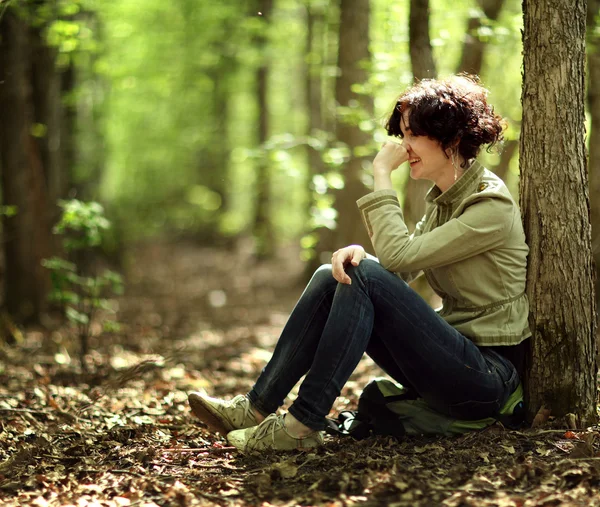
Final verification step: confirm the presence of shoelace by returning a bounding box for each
[229,395,253,425]
[251,413,283,444]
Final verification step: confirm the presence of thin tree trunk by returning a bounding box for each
[252,0,275,258]
[403,0,437,231]
[493,139,518,181]
[303,1,335,276]
[71,10,105,201]
[0,9,52,323]
[457,0,506,75]
[520,0,597,425]
[332,0,372,250]
[409,0,437,80]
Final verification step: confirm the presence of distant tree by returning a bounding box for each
[252,0,275,258]
[302,0,334,275]
[0,7,54,323]
[520,0,597,425]
[404,0,437,231]
[331,0,373,251]
[457,0,507,75]
[403,0,509,230]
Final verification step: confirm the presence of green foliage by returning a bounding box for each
[0,205,18,217]
[33,0,532,255]
[53,199,111,250]
[42,200,123,363]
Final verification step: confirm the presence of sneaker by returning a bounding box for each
[188,393,259,434]
[227,413,324,452]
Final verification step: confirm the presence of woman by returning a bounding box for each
[188,75,530,452]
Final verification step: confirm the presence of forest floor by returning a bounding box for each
[1,241,600,507]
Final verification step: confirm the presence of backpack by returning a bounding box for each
[325,378,525,440]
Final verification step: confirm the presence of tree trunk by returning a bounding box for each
[303,1,334,276]
[409,0,437,80]
[71,10,105,201]
[520,0,597,425]
[0,9,52,323]
[587,0,600,303]
[252,0,275,258]
[404,0,511,230]
[457,0,506,75]
[332,0,373,251]
[493,139,518,181]
[402,0,438,231]
[31,25,66,232]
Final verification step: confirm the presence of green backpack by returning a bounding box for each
[326,378,525,440]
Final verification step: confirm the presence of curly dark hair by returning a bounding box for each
[385,75,505,168]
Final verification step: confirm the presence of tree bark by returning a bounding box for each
[332,0,373,251]
[520,0,597,425]
[587,0,600,302]
[0,9,52,323]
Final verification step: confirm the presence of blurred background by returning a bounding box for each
[0,0,597,328]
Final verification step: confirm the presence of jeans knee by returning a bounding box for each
[308,264,337,291]
[346,258,385,280]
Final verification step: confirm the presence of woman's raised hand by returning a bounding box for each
[373,141,409,173]
[331,245,366,285]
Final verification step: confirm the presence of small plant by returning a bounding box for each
[42,200,124,366]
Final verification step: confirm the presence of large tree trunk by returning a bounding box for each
[0,10,52,323]
[587,0,600,303]
[520,0,597,425]
[31,25,67,236]
[332,0,373,251]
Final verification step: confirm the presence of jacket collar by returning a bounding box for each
[426,160,484,206]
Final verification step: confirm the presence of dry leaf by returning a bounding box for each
[532,406,551,428]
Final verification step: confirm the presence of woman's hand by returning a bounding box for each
[331,245,366,285]
[373,142,408,174]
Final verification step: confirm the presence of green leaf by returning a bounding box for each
[66,307,90,325]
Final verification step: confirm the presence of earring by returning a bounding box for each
[451,153,458,182]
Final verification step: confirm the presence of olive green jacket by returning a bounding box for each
[356,161,531,346]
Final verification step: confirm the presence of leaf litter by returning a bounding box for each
[1,241,600,506]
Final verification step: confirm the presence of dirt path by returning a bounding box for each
[1,241,599,506]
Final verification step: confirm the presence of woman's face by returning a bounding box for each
[400,111,453,184]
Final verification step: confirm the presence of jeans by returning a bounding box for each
[247,260,520,431]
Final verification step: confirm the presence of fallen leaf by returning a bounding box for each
[532,406,551,428]
[272,459,298,479]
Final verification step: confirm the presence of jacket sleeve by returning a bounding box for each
[397,213,426,283]
[356,188,513,274]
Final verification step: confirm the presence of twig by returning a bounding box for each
[0,408,49,415]
[162,447,237,454]
[514,429,575,436]
[111,469,144,477]
[152,461,239,470]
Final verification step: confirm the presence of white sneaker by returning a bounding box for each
[227,413,324,452]
[188,393,259,435]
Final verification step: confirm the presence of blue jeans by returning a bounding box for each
[247,260,520,431]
